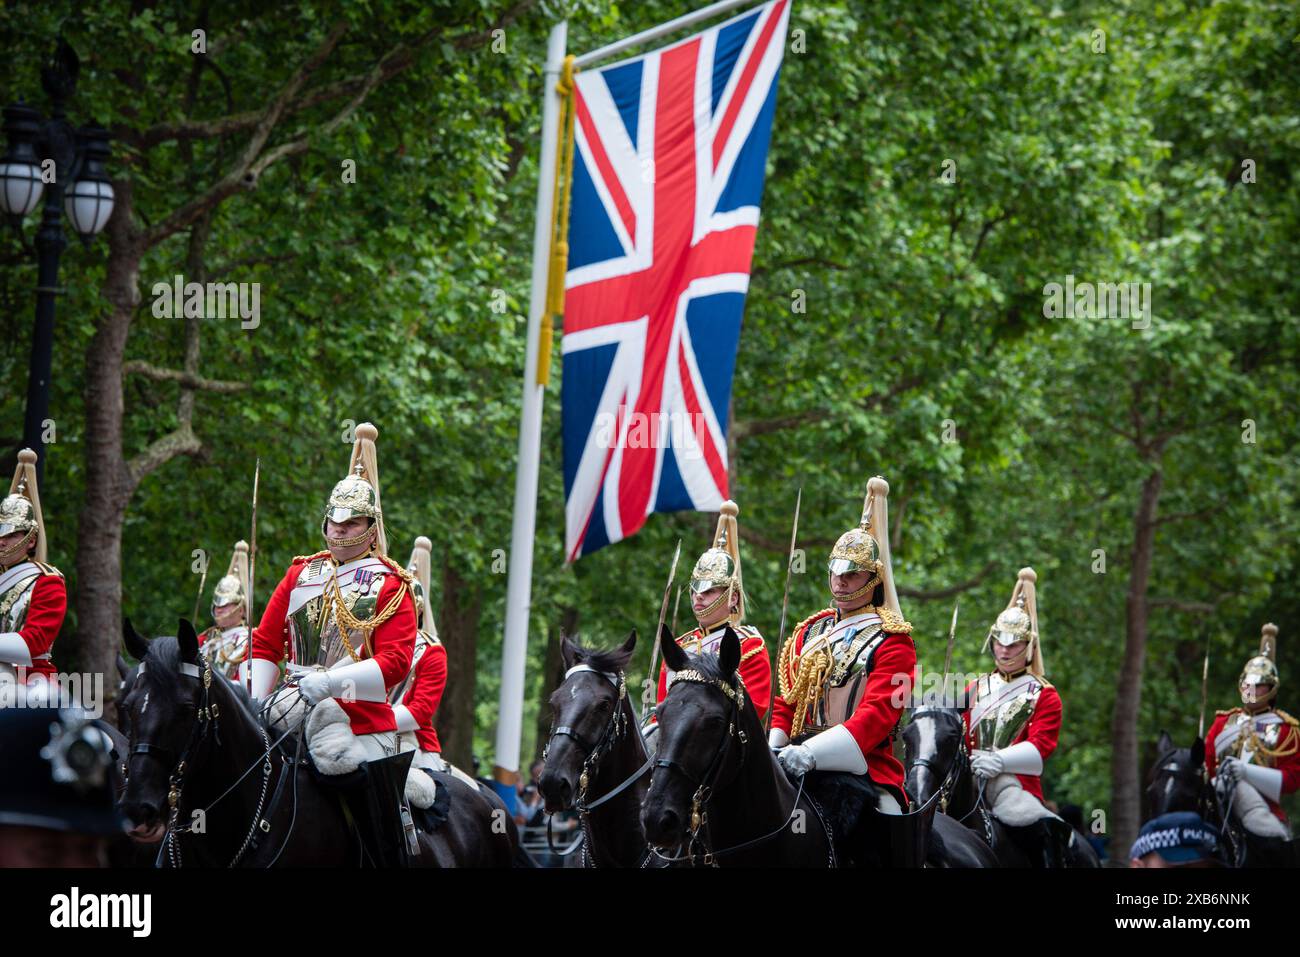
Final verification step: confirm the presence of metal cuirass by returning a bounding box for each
[0,561,42,634]
[286,555,392,668]
[202,625,250,680]
[970,672,1044,750]
[804,612,889,734]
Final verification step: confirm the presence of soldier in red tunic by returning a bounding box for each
[1205,623,1300,841]
[385,536,451,811]
[0,449,65,688]
[654,500,771,720]
[962,567,1073,867]
[768,476,917,824]
[241,423,417,769]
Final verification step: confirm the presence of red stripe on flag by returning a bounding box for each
[574,87,637,243]
[712,0,786,169]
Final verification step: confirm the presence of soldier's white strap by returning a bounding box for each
[1214,713,1282,758]
[968,672,1040,728]
[286,556,389,616]
[0,632,32,667]
[324,657,388,702]
[0,561,38,595]
[801,611,881,658]
[563,663,619,687]
[1242,763,1284,803]
[804,723,868,775]
[392,704,420,733]
[996,740,1044,776]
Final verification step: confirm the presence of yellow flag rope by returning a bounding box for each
[538,54,577,387]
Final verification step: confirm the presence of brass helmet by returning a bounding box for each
[827,476,907,627]
[211,540,250,618]
[1240,622,1279,707]
[983,567,1043,676]
[0,449,46,568]
[689,500,745,625]
[321,422,386,555]
[406,535,436,637]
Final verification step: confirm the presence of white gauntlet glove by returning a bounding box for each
[970,749,1005,780]
[777,744,816,776]
[296,670,332,705]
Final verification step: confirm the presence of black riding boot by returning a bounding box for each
[349,751,416,867]
[1034,818,1070,869]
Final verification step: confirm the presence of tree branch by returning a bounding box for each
[126,423,203,489]
[123,360,248,393]
[896,561,998,601]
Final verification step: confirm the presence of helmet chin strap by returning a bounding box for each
[695,584,737,628]
[832,569,881,608]
[0,528,36,570]
[325,524,377,558]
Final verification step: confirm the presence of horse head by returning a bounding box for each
[1147,729,1206,817]
[539,629,637,813]
[641,624,754,850]
[118,617,214,843]
[903,703,968,813]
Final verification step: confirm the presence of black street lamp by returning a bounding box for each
[0,39,114,482]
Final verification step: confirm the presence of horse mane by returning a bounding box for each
[139,635,262,726]
[568,636,636,674]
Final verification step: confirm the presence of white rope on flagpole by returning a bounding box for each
[573,0,760,69]
[493,19,568,802]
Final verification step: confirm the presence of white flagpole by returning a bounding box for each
[492,19,568,809]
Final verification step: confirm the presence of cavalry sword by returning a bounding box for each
[941,598,959,706]
[766,487,801,732]
[243,458,260,695]
[640,539,682,721]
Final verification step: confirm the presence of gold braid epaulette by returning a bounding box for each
[1275,708,1300,728]
[293,550,330,563]
[777,611,836,738]
[32,560,64,578]
[876,605,913,635]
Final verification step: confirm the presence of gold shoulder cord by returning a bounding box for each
[1246,714,1300,764]
[324,560,409,661]
[777,628,830,739]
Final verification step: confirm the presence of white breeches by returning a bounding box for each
[875,788,902,815]
[1228,780,1290,840]
[984,773,1057,827]
[303,697,397,774]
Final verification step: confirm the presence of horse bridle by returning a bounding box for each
[127,658,279,868]
[906,708,971,818]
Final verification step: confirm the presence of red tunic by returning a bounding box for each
[402,641,447,753]
[1205,709,1300,822]
[770,609,916,796]
[656,625,771,720]
[961,677,1061,802]
[252,553,416,735]
[4,570,65,681]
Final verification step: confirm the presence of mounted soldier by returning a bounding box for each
[962,567,1074,867]
[385,535,452,812]
[0,449,65,687]
[767,475,918,864]
[198,540,251,681]
[1205,623,1300,843]
[241,422,419,864]
[655,500,771,720]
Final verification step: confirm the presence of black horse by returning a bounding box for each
[538,631,653,867]
[119,619,520,867]
[903,705,1099,867]
[641,626,840,866]
[1146,730,1293,867]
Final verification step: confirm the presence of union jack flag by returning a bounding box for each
[561,0,791,561]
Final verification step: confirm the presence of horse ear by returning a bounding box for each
[178,618,201,665]
[660,622,689,674]
[718,625,741,679]
[1191,736,1205,768]
[123,618,150,662]
[618,629,638,656]
[1157,730,1172,754]
[560,633,580,670]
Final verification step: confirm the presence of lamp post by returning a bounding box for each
[0,39,114,482]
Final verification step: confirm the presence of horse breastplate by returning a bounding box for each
[1216,710,1284,766]
[388,631,441,705]
[805,612,887,733]
[286,555,391,668]
[202,625,250,679]
[969,672,1043,750]
[0,561,41,633]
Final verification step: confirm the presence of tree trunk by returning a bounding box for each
[437,555,482,771]
[532,605,579,764]
[1110,465,1163,860]
[70,181,141,719]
